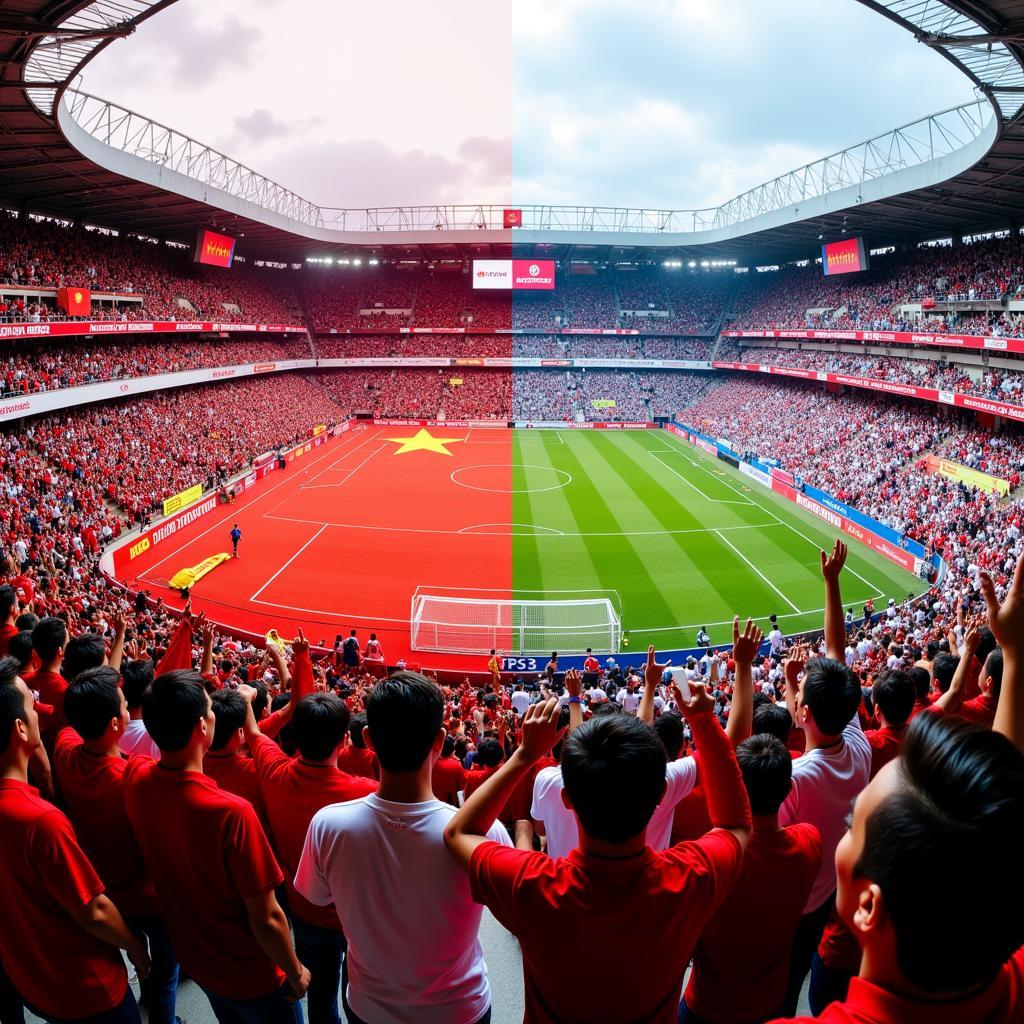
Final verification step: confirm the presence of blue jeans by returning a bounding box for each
[28,987,141,1024]
[291,917,345,1024]
[809,952,854,1016]
[126,915,179,1024]
[200,985,304,1024]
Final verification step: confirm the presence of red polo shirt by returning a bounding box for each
[864,725,905,780]
[0,622,17,657]
[249,733,375,930]
[470,830,743,1023]
[122,758,285,999]
[25,667,68,737]
[336,744,378,781]
[769,946,1024,1023]
[431,754,467,805]
[204,749,269,828]
[685,823,822,1022]
[956,692,997,729]
[0,779,128,1019]
[53,728,155,916]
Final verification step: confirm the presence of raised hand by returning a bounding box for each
[732,616,764,664]
[820,539,848,582]
[519,697,565,761]
[671,679,715,719]
[784,643,808,687]
[564,668,583,699]
[646,645,668,689]
[292,627,309,655]
[980,552,1024,655]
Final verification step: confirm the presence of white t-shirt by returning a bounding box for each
[530,757,697,860]
[510,691,531,715]
[769,628,784,653]
[617,690,640,714]
[119,718,160,760]
[296,794,511,1024]
[780,717,871,913]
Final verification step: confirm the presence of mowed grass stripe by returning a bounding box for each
[579,432,794,625]
[532,433,678,630]
[510,456,545,596]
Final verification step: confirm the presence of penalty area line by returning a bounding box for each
[714,530,800,613]
[250,524,329,603]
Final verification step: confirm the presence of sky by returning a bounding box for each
[80,0,973,213]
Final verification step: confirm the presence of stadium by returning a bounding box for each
[0,2,1023,1023]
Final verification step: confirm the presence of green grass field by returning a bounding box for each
[510,428,922,650]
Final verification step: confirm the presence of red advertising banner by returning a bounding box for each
[194,228,237,268]
[0,320,303,341]
[503,208,522,228]
[821,236,868,276]
[719,328,1024,355]
[511,259,555,290]
[57,287,91,316]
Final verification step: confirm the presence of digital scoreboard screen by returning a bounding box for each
[194,228,237,268]
[472,259,556,290]
[822,236,869,276]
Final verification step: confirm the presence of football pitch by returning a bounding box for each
[510,429,921,650]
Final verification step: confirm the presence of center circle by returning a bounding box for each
[450,464,572,494]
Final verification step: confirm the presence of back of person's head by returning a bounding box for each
[208,689,246,752]
[909,666,930,702]
[653,713,684,761]
[292,693,350,762]
[474,736,503,768]
[32,616,67,663]
[736,734,792,815]
[974,626,998,664]
[852,713,1024,992]
[348,712,368,749]
[873,670,915,728]
[925,641,938,660]
[142,670,210,753]
[8,631,33,673]
[15,612,38,632]
[62,633,106,682]
[561,715,666,844]
[366,671,443,772]
[0,586,15,621]
[591,701,623,718]
[251,681,269,719]
[121,659,155,710]
[64,667,122,741]
[982,649,1004,698]
[753,701,792,743]
[0,656,28,755]
[931,652,958,693]
[801,657,861,736]
[441,734,457,758]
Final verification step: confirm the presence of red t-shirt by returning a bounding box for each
[470,831,743,1023]
[685,823,823,1022]
[0,778,128,1018]
[505,754,556,824]
[909,698,941,721]
[864,725,905,780]
[431,755,468,805]
[25,667,68,737]
[53,728,156,916]
[122,758,285,999]
[336,744,378,781]
[249,733,376,929]
[817,909,862,973]
[769,946,1024,1023]
[956,693,997,729]
[204,749,270,828]
[0,622,17,658]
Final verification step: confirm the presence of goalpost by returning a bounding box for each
[410,589,622,656]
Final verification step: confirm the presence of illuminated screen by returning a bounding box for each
[194,228,237,268]
[822,236,869,276]
[472,259,556,290]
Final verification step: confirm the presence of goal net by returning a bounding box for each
[410,591,622,656]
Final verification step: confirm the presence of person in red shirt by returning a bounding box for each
[57,667,179,1024]
[122,669,309,1022]
[24,616,68,742]
[0,656,150,1024]
[237,655,376,1024]
[683,734,822,1023]
[953,648,1002,728]
[204,688,271,828]
[444,678,753,1024]
[863,670,915,779]
[431,734,467,806]
[0,586,17,657]
[336,712,378,780]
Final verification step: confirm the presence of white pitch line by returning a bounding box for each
[250,524,329,602]
[301,443,387,490]
[715,530,801,612]
[648,451,754,505]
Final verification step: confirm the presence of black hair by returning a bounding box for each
[855,713,1024,992]
[753,701,793,744]
[653,713,684,761]
[293,693,350,762]
[736,734,792,815]
[441,734,457,758]
[474,737,504,769]
[365,671,443,772]
[64,667,122,741]
[974,626,998,664]
[31,616,67,663]
[982,649,1004,699]
[208,689,246,752]
[121,659,155,710]
[931,652,958,693]
[801,657,861,736]
[15,612,38,632]
[142,670,209,753]
[909,666,931,702]
[0,657,27,755]
[62,633,106,682]
[561,715,666,844]
[0,587,15,620]
[873,670,915,728]
[8,631,34,672]
[348,712,368,749]
[251,681,269,719]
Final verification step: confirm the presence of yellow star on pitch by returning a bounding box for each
[385,428,463,456]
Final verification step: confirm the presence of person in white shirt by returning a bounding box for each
[768,626,784,655]
[510,684,531,716]
[616,686,640,714]
[118,659,161,760]
[296,672,511,1024]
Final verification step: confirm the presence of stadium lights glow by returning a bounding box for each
[368,258,379,265]
[700,260,709,267]
[688,260,697,268]
[662,260,683,268]
[353,258,362,266]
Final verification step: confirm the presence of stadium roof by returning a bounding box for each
[2,1,1024,265]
